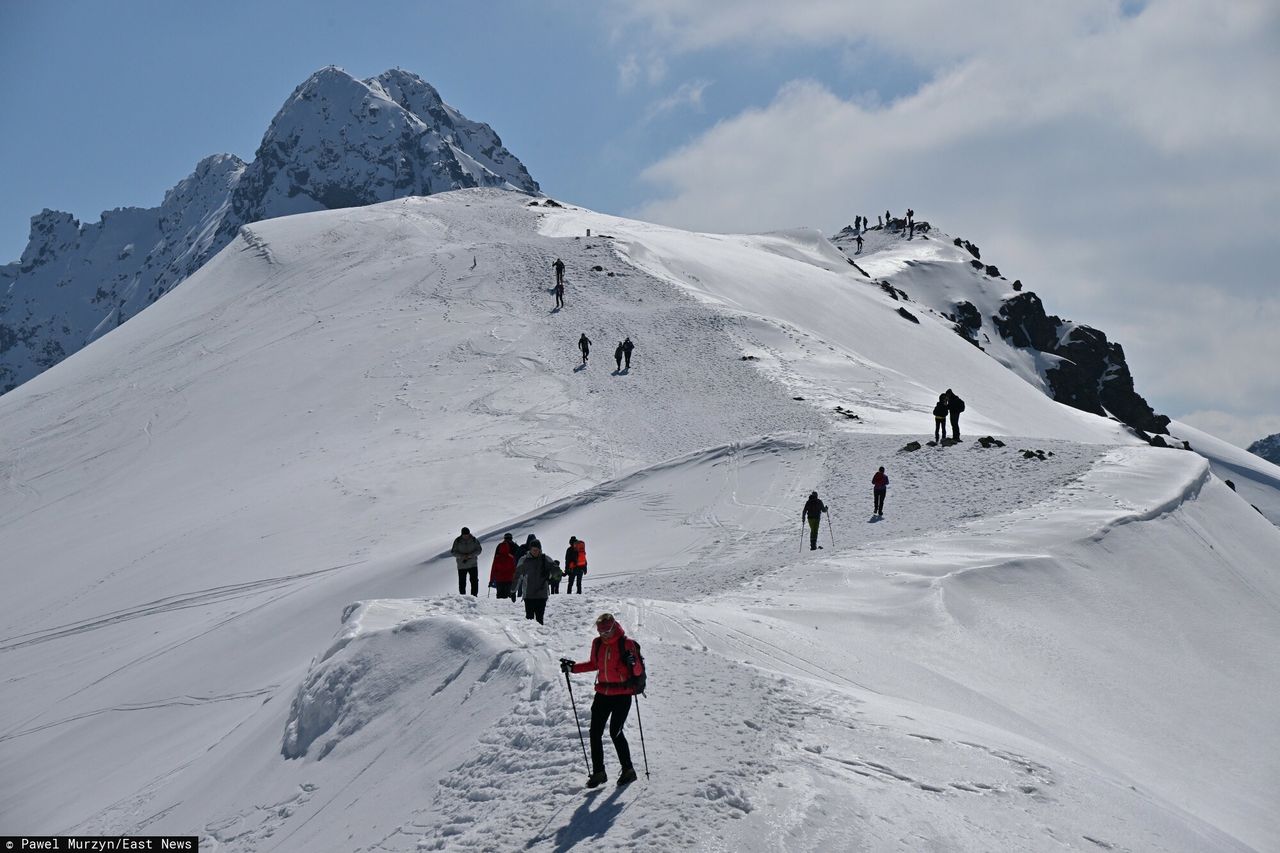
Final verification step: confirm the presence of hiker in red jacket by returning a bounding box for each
[564,536,587,594]
[489,532,518,600]
[560,613,644,788]
[872,467,889,517]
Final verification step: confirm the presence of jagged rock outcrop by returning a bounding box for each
[1247,433,1280,465]
[1,67,538,394]
[994,292,1169,435]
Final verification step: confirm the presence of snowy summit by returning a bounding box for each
[2,187,1278,851]
[0,66,538,394]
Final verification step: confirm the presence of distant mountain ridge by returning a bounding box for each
[1248,433,1280,465]
[0,66,538,393]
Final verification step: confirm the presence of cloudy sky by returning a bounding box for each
[1,0,1277,444]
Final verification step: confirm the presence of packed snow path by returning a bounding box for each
[1,191,1277,851]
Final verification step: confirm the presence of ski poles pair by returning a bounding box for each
[563,669,650,780]
[798,509,836,551]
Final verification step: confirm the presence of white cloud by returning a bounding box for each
[644,79,711,122]
[620,0,1280,424]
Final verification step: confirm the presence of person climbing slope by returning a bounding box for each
[622,337,634,370]
[516,539,556,624]
[614,342,624,372]
[490,532,518,600]
[945,388,966,441]
[451,527,482,596]
[560,613,645,788]
[802,491,827,550]
[578,333,592,366]
[872,467,889,517]
[565,536,587,594]
[553,258,565,287]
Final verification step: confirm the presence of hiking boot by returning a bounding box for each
[586,771,607,788]
[617,767,638,787]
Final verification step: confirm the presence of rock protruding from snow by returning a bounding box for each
[994,292,1170,435]
[0,66,538,394]
[1247,433,1280,465]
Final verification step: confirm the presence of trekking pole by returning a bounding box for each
[799,522,805,554]
[826,510,835,548]
[634,695,651,780]
[563,669,591,773]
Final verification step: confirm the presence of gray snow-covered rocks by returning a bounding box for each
[0,66,538,394]
[1248,433,1280,465]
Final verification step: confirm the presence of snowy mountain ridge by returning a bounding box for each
[2,190,1277,851]
[1248,432,1280,464]
[0,66,537,393]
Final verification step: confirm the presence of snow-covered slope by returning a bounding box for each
[2,191,1277,851]
[0,67,537,395]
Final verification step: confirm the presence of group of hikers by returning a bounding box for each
[557,259,638,373]
[848,207,926,253]
[932,388,966,442]
[451,529,591,623]
[451,528,643,788]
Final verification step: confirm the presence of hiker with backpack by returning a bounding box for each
[945,388,966,441]
[578,333,592,366]
[489,532,519,600]
[514,533,537,598]
[554,258,565,287]
[802,491,828,551]
[516,539,557,624]
[565,536,587,594]
[560,613,645,788]
[933,394,949,442]
[622,337,634,370]
[614,342,624,372]
[451,527,483,596]
[872,467,889,517]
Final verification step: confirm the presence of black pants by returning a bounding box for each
[615,356,622,371]
[555,288,564,308]
[949,413,961,440]
[458,568,477,596]
[808,516,820,549]
[580,348,589,364]
[524,597,546,624]
[874,489,886,515]
[590,693,634,773]
[624,352,631,369]
[935,417,947,442]
[494,581,513,599]
[567,569,584,594]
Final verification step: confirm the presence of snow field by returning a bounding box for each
[1,190,1277,851]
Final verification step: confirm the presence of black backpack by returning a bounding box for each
[619,636,646,695]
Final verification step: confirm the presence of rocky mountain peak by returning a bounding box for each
[1,67,539,394]
[1247,433,1280,465]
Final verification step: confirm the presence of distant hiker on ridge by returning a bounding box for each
[872,467,889,517]
[945,388,966,441]
[802,491,828,551]
[560,613,645,788]
[451,527,482,596]
[615,342,624,373]
[579,333,592,366]
[516,539,556,624]
[565,536,587,594]
[490,532,518,600]
[855,233,863,254]
[933,394,949,442]
[622,337,634,370]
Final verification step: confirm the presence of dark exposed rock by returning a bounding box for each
[740,355,758,361]
[977,436,1006,448]
[897,307,920,324]
[1012,279,1023,291]
[879,281,909,301]
[970,259,984,270]
[951,300,982,348]
[1246,433,1280,465]
[592,265,604,272]
[833,405,860,420]
[901,441,923,452]
[984,264,1000,277]
[992,291,1170,435]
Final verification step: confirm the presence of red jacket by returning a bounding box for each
[571,626,643,695]
[490,540,518,583]
[872,472,889,490]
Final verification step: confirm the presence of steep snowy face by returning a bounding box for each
[1248,433,1280,465]
[0,66,537,395]
[831,222,1169,437]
